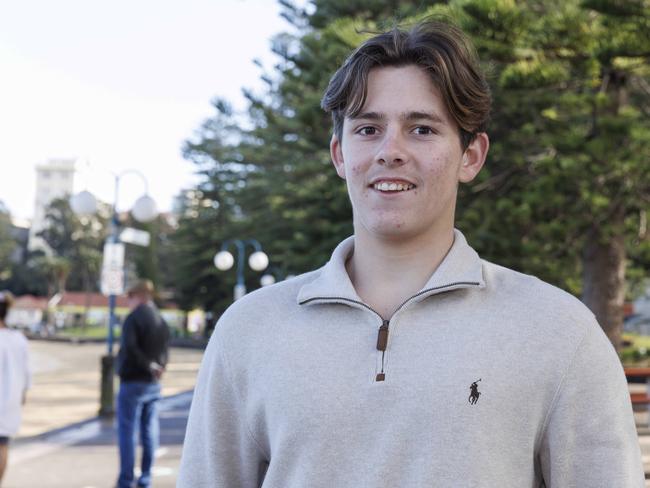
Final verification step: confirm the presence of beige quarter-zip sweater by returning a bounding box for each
[178,231,643,487]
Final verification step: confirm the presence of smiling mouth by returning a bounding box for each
[372,181,416,192]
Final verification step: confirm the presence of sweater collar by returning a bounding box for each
[297,229,485,306]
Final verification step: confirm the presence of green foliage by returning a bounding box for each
[441,0,650,299]
[620,333,650,364]
[122,213,176,294]
[59,324,122,340]
[0,202,50,296]
[1,258,49,296]
[309,0,429,28]
[30,254,71,296]
[0,202,15,282]
[38,198,109,294]
[172,10,356,313]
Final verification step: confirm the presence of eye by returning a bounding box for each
[355,126,377,136]
[413,126,435,135]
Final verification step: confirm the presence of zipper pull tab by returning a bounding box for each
[376,320,389,351]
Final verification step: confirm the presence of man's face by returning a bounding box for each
[330,64,488,243]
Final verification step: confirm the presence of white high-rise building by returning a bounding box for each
[28,159,76,253]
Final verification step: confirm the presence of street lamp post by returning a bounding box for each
[214,239,269,300]
[71,170,157,417]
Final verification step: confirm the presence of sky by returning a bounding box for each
[0,0,296,222]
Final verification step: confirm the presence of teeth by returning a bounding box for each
[374,182,414,192]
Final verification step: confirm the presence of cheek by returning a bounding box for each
[425,155,460,183]
[345,162,368,192]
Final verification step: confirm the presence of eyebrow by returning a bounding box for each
[351,111,383,121]
[403,111,446,124]
[351,111,446,124]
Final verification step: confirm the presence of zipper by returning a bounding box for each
[299,281,481,382]
[375,319,389,381]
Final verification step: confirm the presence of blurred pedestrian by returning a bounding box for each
[115,279,170,488]
[178,19,643,487]
[0,290,31,486]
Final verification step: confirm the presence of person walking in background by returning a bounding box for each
[0,291,31,486]
[178,19,643,488]
[116,279,170,488]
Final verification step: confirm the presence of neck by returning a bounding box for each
[347,227,455,319]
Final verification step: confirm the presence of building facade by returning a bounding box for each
[28,159,76,253]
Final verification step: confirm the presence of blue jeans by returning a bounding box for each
[117,381,161,488]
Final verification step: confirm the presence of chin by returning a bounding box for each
[362,219,421,240]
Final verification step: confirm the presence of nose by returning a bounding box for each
[376,129,407,166]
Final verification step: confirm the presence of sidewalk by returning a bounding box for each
[18,341,203,438]
[2,340,204,488]
[4,391,192,488]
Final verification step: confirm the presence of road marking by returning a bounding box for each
[10,391,192,466]
[134,466,175,477]
[10,421,102,465]
[160,390,193,410]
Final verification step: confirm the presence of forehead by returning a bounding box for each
[349,65,451,122]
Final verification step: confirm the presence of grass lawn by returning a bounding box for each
[58,325,121,340]
[620,333,650,365]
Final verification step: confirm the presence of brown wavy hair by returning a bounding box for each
[321,20,491,150]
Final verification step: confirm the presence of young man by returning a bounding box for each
[178,21,643,487]
[116,279,170,488]
[0,291,31,486]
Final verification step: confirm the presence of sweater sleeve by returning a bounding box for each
[177,326,268,487]
[539,320,644,487]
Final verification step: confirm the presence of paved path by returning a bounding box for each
[19,341,203,438]
[3,340,203,488]
[4,392,192,488]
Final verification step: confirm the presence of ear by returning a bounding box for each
[330,134,346,180]
[459,132,489,183]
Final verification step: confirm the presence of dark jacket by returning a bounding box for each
[117,302,170,382]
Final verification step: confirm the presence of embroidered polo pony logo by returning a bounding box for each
[468,379,482,405]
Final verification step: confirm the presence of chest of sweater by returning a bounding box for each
[231,298,566,484]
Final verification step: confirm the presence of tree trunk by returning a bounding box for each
[581,69,629,351]
[582,227,626,350]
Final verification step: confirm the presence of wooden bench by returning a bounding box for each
[630,392,650,405]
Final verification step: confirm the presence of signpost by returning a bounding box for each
[70,170,157,418]
[100,242,125,296]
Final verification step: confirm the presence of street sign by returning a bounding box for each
[102,242,125,269]
[101,242,125,296]
[101,268,125,296]
[120,227,151,247]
